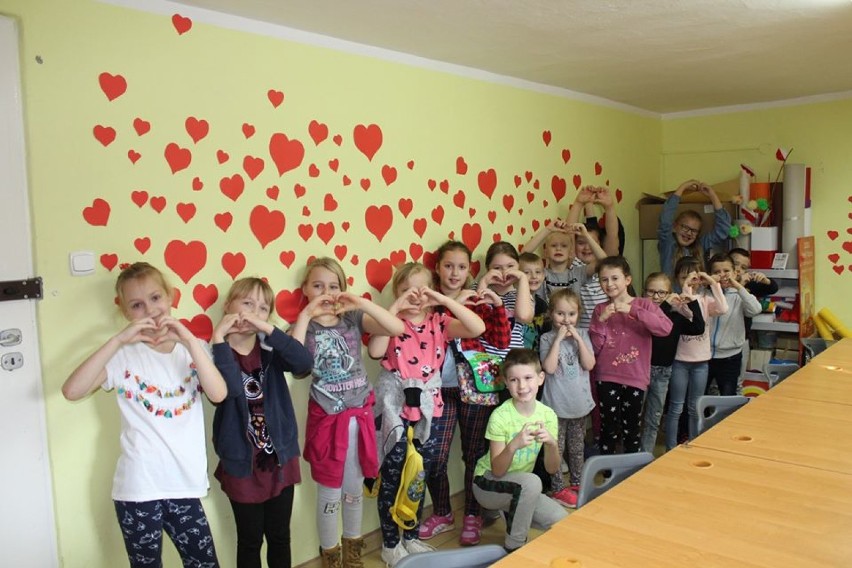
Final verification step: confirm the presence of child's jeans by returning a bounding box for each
[665,360,708,450]
[640,365,672,453]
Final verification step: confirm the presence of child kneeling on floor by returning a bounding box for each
[472,348,567,552]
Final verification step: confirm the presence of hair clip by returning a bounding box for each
[119,262,132,270]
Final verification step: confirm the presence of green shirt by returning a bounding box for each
[474,399,558,478]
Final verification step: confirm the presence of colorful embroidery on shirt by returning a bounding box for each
[611,347,640,367]
[118,364,200,418]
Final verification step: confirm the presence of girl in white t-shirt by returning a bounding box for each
[62,262,227,568]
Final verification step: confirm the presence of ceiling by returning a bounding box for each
[175,0,852,115]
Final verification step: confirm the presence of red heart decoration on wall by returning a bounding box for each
[514,175,522,188]
[532,219,541,231]
[334,245,348,261]
[164,240,207,284]
[171,288,181,309]
[83,198,111,226]
[220,174,245,202]
[243,156,265,180]
[131,190,148,208]
[507,225,514,235]
[250,205,286,249]
[214,212,233,232]
[427,179,436,191]
[469,207,476,217]
[133,118,150,136]
[176,202,196,224]
[365,205,393,241]
[221,252,246,280]
[127,150,141,164]
[328,158,339,172]
[462,223,482,252]
[525,171,533,183]
[192,177,204,191]
[398,198,413,218]
[242,123,255,138]
[350,255,359,265]
[185,117,209,144]
[342,221,351,231]
[407,160,415,170]
[171,14,192,35]
[324,194,338,211]
[492,233,502,243]
[828,253,840,264]
[180,314,213,341]
[93,125,115,146]
[832,265,844,274]
[279,251,295,268]
[844,241,852,254]
[439,180,450,194]
[389,250,406,267]
[309,120,329,145]
[572,175,582,190]
[164,143,192,174]
[353,123,383,161]
[333,134,343,146]
[542,130,552,146]
[293,183,306,198]
[478,169,497,199]
[551,176,567,202]
[298,224,313,242]
[217,150,230,164]
[193,284,218,312]
[431,206,444,225]
[456,156,468,175]
[98,72,126,101]
[317,222,335,244]
[615,188,623,203]
[502,195,514,213]
[594,162,603,175]
[150,196,166,213]
[413,218,428,238]
[365,258,393,292]
[453,191,466,209]
[342,175,351,186]
[267,89,285,108]
[265,186,279,200]
[526,191,534,204]
[382,165,397,186]
[360,178,371,191]
[561,149,571,164]
[100,253,118,271]
[275,288,305,324]
[488,210,497,223]
[269,133,305,176]
[409,243,423,261]
[134,237,151,254]
[827,230,839,241]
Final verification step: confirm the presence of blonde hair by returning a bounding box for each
[391,262,432,298]
[672,210,704,270]
[301,257,347,291]
[223,277,274,311]
[644,272,672,291]
[548,288,581,316]
[115,262,171,309]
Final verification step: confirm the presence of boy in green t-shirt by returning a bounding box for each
[472,349,568,551]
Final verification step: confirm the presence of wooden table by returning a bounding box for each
[768,360,852,405]
[496,446,852,568]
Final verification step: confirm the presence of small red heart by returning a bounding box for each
[185,117,209,144]
[93,125,115,146]
[533,179,540,189]
[518,208,524,216]
[317,222,335,244]
[413,218,428,238]
[302,206,311,217]
[308,120,329,145]
[542,130,552,146]
[488,211,497,223]
[131,191,148,208]
[98,72,126,101]
[532,219,541,232]
[192,177,203,191]
[382,165,397,186]
[828,253,841,264]
[333,134,343,146]
[219,174,245,202]
[448,231,455,241]
[164,143,192,173]
[328,158,339,172]
[828,230,840,241]
[298,224,313,242]
[353,123,383,161]
[176,202,196,224]
[502,195,514,213]
[572,174,582,190]
[409,243,423,261]
[214,149,228,164]
[342,221,351,231]
[133,118,151,136]
[439,179,450,194]
[171,13,192,35]
[342,175,351,186]
[456,156,468,175]
[83,198,111,226]
[561,149,571,164]
[193,284,218,312]
[595,162,603,175]
[243,155,265,180]
[308,164,320,178]
[389,250,407,267]
[100,253,118,271]
[349,277,356,287]
[492,233,502,243]
[525,171,533,183]
[323,193,338,211]
[833,265,845,275]
[214,212,233,232]
[293,183,306,198]
[478,169,497,199]
[127,150,141,164]
[615,188,623,203]
[350,255,359,265]
[334,245,348,261]
[543,199,549,207]
[279,250,295,268]
[469,207,477,216]
[398,198,413,218]
[134,237,151,254]
[242,123,255,138]
[268,89,285,108]
[844,241,852,254]
[427,179,437,191]
[526,191,535,204]
[431,206,444,225]
[520,227,527,235]
[407,160,415,170]
[453,191,466,209]
[360,178,371,191]
[221,252,246,280]
[514,175,522,188]
[507,225,514,235]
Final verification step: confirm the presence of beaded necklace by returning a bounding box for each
[117,364,201,418]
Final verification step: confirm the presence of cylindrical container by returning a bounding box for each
[782,164,806,269]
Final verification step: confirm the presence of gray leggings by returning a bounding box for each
[316,417,365,549]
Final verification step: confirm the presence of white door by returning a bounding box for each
[0,16,59,567]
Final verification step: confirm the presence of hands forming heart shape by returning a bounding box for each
[459,288,501,308]
[127,315,187,347]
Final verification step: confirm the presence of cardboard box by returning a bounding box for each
[747,348,773,372]
[751,227,779,250]
[774,349,799,363]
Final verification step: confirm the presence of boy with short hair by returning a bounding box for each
[519,252,550,351]
[471,349,567,552]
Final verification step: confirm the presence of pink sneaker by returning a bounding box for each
[552,487,578,508]
[418,513,454,540]
[459,515,481,546]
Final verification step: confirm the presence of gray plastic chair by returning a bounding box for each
[801,338,834,364]
[763,362,800,388]
[576,451,654,508]
[696,395,749,435]
[394,544,507,568]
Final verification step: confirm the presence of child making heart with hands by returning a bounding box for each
[62,262,226,568]
[369,262,485,566]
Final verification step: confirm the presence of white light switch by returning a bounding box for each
[70,251,95,276]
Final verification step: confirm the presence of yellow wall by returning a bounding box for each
[0,1,660,566]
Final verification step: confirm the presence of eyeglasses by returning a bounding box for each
[678,224,700,236]
[645,290,669,298]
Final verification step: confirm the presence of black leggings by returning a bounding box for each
[597,381,645,454]
[229,486,294,568]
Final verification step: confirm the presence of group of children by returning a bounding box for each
[63,180,774,568]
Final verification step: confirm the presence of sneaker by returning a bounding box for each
[381,542,409,568]
[552,487,578,508]
[402,538,435,554]
[459,514,481,546]
[481,508,502,528]
[418,513,454,540]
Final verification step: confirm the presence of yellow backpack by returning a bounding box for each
[390,426,426,530]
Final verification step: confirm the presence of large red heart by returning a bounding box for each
[133,118,150,136]
[324,194,338,211]
[214,212,233,232]
[98,72,126,101]
[279,250,295,268]
[453,191,466,209]
[431,205,444,225]
[221,252,246,280]
[409,243,423,261]
[185,116,209,144]
[456,156,468,175]
[542,130,552,146]
[353,123,383,161]
[176,202,196,224]
[275,288,305,324]
[269,133,305,176]
[552,176,567,202]
[250,205,286,249]
[365,205,393,242]
[365,258,393,292]
[131,190,148,208]
[193,284,218,312]
[478,169,497,199]
[83,198,111,226]
[413,218,427,238]
[317,222,335,244]
[164,240,207,284]
[243,155,265,180]
[150,196,166,213]
[180,314,213,341]
[398,198,413,218]
[164,142,192,174]
[502,195,514,213]
[308,120,328,145]
[100,253,118,271]
[220,174,245,202]
[267,89,285,108]
[171,14,192,35]
[462,223,482,252]
[382,165,397,186]
[93,125,115,147]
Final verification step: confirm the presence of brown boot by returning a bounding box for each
[320,544,342,568]
[342,536,366,568]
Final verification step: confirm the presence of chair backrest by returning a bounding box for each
[576,451,654,508]
[696,395,749,435]
[394,544,507,568]
[763,362,800,388]
[801,338,834,364]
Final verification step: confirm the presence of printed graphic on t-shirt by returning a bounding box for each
[312,329,367,397]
